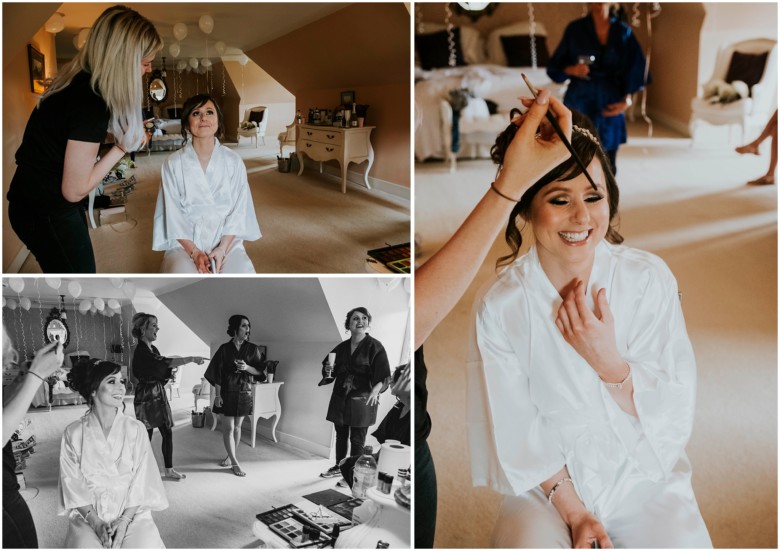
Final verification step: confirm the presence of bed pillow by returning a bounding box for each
[725,50,769,91]
[500,35,550,67]
[416,28,466,70]
[487,21,548,66]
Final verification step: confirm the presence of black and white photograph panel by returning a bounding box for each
[3,3,410,274]
[2,276,411,548]
[414,2,776,549]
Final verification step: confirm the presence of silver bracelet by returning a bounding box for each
[547,477,573,504]
[602,364,632,389]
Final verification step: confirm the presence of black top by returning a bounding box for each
[372,401,411,446]
[8,71,110,212]
[414,346,432,444]
[204,340,267,392]
[3,440,19,493]
[131,342,173,383]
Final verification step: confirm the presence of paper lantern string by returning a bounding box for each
[222,64,226,97]
[415,3,424,34]
[528,3,538,70]
[445,4,457,68]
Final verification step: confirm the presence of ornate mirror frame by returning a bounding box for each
[44,314,70,349]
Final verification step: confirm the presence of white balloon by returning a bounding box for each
[8,279,24,293]
[73,35,81,50]
[109,278,124,288]
[173,22,188,42]
[198,14,214,34]
[67,281,82,298]
[107,299,121,310]
[238,54,249,66]
[201,58,212,68]
[6,299,17,310]
[176,59,188,71]
[1,297,5,308]
[214,41,226,55]
[90,306,97,315]
[189,57,199,69]
[79,299,91,313]
[20,297,32,311]
[93,297,105,311]
[124,283,137,299]
[169,43,180,58]
[44,13,64,34]
[45,277,61,290]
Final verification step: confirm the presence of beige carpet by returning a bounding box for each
[21,393,347,549]
[17,143,410,274]
[415,121,778,548]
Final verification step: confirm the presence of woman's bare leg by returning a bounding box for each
[737,110,778,154]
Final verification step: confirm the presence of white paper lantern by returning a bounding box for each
[20,297,32,311]
[67,281,82,298]
[8,279,24,293]
[189,57,199,70]
[172,22,188,42]
[76,28,89,50]
[45,277,61,290]
[214,41,226,55]
[93,297,105,311]
[198,14,214,34]
[44,13,65,34]
[238,54,249,66]
[79,299,91,313]
[6,299,18,310]
[169,43,180,58]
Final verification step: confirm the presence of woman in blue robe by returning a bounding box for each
[547,3,649,174]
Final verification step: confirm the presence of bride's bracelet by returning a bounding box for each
[547,476,573,504]
[189,247,200,260]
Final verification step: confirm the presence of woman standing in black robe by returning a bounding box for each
[131,313,206,480]
[319,307,391,480]
[204,315,266,477]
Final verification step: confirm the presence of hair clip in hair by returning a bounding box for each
[573,125,600,146]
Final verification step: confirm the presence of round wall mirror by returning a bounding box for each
[148,71,167,104]
[44,317,70,349]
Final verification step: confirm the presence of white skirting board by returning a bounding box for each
[243,423,331,459]
[302,158,410,203]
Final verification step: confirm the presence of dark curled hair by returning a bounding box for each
[344,307,372,331]
[131,312,155,339]
[67,359,122,407]
[181,93,225,143]
[491,109,623,268]
[227,315,250,337]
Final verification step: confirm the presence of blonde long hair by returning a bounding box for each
[41,5,161,151]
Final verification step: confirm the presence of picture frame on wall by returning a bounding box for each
[28,44,45,94]
[340,90,355,106]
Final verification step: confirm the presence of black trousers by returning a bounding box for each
[148,426,173,469]
[414,441,437,548]
[3,489,38,548]
[8,202,96,273]
[334,424,368,464]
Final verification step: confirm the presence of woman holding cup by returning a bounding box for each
[319,307,391,479]
[204,315,266,477]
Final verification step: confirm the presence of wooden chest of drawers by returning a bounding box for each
[296,124,375,193]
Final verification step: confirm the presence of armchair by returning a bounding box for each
[165,366,182,400]
[690,38,777,144]
[237,106,269,147]
[278,121,297,157]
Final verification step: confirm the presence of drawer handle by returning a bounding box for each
[306,131,313,136]
[326,134,335,139]
[326,147,334,152]
[306,143,312,147]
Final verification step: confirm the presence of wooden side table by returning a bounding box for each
[296,124,374,193]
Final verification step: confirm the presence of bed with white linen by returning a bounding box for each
[415,22,567,170]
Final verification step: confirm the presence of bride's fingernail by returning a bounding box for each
[537,89,550,105]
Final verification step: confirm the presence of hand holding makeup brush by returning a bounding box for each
[493,87,572,202]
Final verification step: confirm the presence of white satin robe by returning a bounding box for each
[153,139,261,273]
[58,411,168,548]
[468,242,712,548]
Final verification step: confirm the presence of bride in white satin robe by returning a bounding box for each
[467,119,711,548]
[59,404,167,547]
[153,96,261,274]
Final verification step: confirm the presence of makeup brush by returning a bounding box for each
[521,73,599,191]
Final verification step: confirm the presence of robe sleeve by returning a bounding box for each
[204,344,223,387]
[132,344,173,381]
[125,420,168,511]
[620,25,650,94]
[152,153,193,251]
[600,263,696,480]
[58,424,92,514]
[321,342,344,379]
[369,339,391,388]
[546,22,577,84]
[221,152,261,241]
[469,298,565,496]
